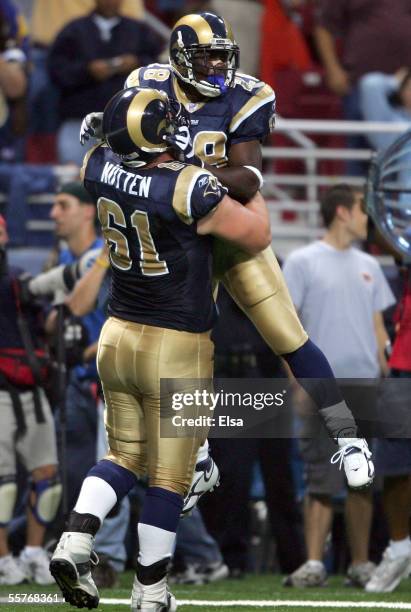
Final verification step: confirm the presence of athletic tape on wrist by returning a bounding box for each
[243,165,264,189]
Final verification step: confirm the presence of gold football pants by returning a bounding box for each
[97,317,214,496]
[213,242,308,355]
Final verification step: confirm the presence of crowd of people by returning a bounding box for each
[0,0,410,609]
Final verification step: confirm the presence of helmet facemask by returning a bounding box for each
[171,36,239,98]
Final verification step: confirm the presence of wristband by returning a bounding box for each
[243,165,264,190]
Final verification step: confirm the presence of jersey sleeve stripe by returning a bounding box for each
[172,166,204,225]
[229,85,275,134]
[80,143,105,183]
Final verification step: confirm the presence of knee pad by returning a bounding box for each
[30,474,62,526]
[0,475,17,527]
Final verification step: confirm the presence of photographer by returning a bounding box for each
[0,214,61,586]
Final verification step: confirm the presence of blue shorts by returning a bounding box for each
[376,438,411,476]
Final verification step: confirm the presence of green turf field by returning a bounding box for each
[1,573,411,611]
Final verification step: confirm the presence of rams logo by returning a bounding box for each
[203,175,221,197]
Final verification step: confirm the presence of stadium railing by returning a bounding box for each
[1,119,409,256]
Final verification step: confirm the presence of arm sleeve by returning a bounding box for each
[229,84,276,145]
[282,253,307,311]
[359,73,401,150]
[172,167,228,225]
[372,263,396,312]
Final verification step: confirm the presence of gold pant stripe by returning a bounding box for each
[97,317,214,496]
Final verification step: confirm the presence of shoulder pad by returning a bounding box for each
[125,63,172,89]
[234,71,262,92]
[229,81,275,134]
[172,166,226,224]
[172,166,204,225]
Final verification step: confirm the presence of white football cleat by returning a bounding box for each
[330,438,374,489]
[20,547,54,585]
[365,546,411,593]
[283,560,327,588]
[0,554,27,585]
[344,561,376,587]
[131,575,177,612]
[49,532,99,608]
[181,457,220,516]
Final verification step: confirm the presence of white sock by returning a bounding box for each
[74,476,117,523]
[22,546,41,556]
[306,559,324,569]
[337,437,361,448]
[389,537,411,558]
[196,440,209,464]
[138,523,176,566]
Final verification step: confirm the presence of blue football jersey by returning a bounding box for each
[82,144,228,332]
[125,64,276,168]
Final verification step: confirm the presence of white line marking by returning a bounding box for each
[95,599,411,609]
[3,597,408,609]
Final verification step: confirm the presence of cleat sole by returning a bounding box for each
[50,559,99,609]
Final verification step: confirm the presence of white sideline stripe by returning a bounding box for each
[1,597,410,608]
[95,599,411,609]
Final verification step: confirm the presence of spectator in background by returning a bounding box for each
[359,69,411,152]
[0,0,28,162]
[211,0,263,77]
[46,183,130,585]
[365,262,411,593]
[48,0,161,167]
[260,0,313,89]
[46,182,105,513]
[31,0,144,47]
[363,136,411,594]
[26,0,144,163]
[314,1,411,174]
[282,184,395,587]
[0,214,61,586]
[144,1,210,28]
[201,286,305,578]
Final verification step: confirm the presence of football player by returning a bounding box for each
[80,13,374,505]
[50,87,271,611]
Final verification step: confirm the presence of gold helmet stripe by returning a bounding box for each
[229,84,275,134]
[172,166,206,225]
[223,17,235,43]
[127,89,168,151]
[173,14,214,45]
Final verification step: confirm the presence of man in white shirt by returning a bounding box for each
[282,184,395,588]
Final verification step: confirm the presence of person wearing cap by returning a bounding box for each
[0,213,61,586]
[46,182,129,583]
[46,180,105,502]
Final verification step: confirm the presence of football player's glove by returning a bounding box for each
[165,126,204,167]
[80,112,104,145]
